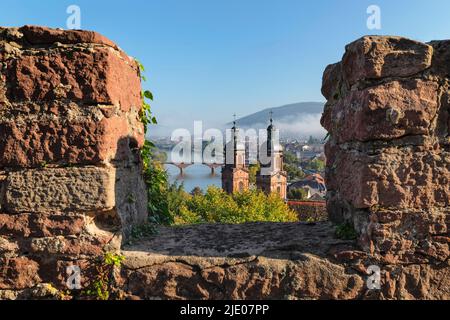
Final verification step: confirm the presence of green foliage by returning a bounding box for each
[284,151,305,181]
[104,252,125,267]
[248,163,260,185]
[287,188,308,200]
[284,151,299,165]
[170,186,298,225]
[305,158,325,172]
[83,252,125,300]
[142,152,174,225]
[285,163,305,181]
[335,223,358,240]
[137,60,157,134]
[136,61,173,226]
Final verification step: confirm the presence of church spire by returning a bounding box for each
[269,110,273,126]
[267,110,274,155]
[222,114,249,194]
[256,110,287,199]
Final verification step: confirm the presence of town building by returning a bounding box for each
[221,120,249,194]
[255,116,288,199]
[287,173,327,200]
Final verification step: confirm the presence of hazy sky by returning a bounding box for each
[3,0,450,135]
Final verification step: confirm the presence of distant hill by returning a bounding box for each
[228,102,326,139]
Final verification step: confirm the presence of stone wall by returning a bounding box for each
[0,26,147,296]
[321,36,449,297]
[288,201,328,222]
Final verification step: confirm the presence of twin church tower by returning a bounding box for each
[221,115,287,199]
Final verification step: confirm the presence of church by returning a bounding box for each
[221,115,287,199]
[221,119,250,194]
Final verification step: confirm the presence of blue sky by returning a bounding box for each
[2,0,450,135]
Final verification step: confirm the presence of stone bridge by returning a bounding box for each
[0,26,448,300]
[165,162,223,175]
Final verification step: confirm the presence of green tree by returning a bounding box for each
[285,163,305,181]
[305,158,325,172]
[284,151,299,166]
[287,188,309,200]
[248,163,260,185]
[174,187,298,225]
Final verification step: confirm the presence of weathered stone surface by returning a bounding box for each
[381,264,450,300]
[18,25,118,48]
[0,107,144,167]
[114,165,149,236]
[28,234,114,257]
[321,62,342,101]
[321,79,440,143]
[0,237,19,258]
[3,166,116,213]
[0,212,85,237]
[121,223,449,300]
[325,144,450,210]
[429,40,450,77]
[0,257,41,289]
[1,164,147,234]
[4,47,141,110]
[122,222,366,300]
[342,36,433,86]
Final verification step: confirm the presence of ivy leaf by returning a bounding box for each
[144,90,153,100]
[136,59,145,72]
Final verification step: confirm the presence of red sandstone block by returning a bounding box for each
[0,257,41,289]
[0,213,85,237]
[0,114,144,167]
[19,25,118,48]
[28,234,112,257]
[321,79,439,143]
[321,62,342,101]
[342,36,433,86]
[325,144,450,210]
[4,47,141,111]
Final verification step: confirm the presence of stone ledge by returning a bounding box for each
[121,222,367,300]
[120,222,449,300]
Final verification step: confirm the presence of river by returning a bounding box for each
[162,150,222,192]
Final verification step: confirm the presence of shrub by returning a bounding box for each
[173,186,298,225]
